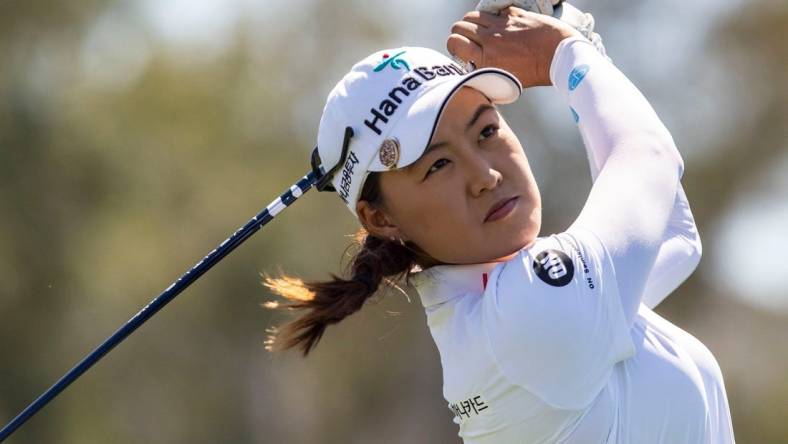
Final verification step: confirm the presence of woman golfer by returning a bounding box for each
[264,5,735,443]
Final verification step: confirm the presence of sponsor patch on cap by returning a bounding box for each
[379,138,400,169]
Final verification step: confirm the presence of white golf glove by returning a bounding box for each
[463,0,610,72]
[475,0,560,15]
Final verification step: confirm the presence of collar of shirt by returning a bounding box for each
[411,261,501,308]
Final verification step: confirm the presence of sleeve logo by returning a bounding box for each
[568,64,589,91]
[533,249,574,287]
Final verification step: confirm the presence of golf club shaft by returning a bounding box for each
[0,171,317,442]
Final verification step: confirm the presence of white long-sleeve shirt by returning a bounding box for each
[411,36,734,443]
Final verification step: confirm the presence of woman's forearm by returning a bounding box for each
[551,36,685,324]
[550,36,684,175]
[641,187,702,309]
[559,40,702,310]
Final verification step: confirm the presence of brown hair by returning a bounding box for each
[261,171,434,356]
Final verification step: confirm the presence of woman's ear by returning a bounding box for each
[356,200,402,241]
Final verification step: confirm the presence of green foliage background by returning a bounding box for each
[1,0,786,442]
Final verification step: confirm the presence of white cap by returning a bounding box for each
[314,46,522,218]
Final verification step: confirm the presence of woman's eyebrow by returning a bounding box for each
[466,103,496,132]
[423,103,496,154]
[405,102,496,175]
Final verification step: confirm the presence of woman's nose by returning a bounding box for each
[466,153,503,197]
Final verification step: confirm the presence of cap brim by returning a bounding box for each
[367,67,522,172]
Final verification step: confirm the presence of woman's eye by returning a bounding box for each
[479,124,499,141]
[426,158,449,177]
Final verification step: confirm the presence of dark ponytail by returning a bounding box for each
[262,171,430,356]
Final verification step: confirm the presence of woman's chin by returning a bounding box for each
[492,251,520,263]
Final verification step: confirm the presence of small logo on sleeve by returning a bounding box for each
[571,246,596,290]
[533,250,574,287]
[568,64,589,91]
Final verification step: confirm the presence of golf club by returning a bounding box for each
[0,127,354,441]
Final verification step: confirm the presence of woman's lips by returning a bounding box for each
[485,196,518,222]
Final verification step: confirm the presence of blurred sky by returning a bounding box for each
[77,0,786,313]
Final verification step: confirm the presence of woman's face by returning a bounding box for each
[357,85,542,265]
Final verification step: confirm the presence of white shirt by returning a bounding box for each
[412,228,733,443]
[409,36,734,443]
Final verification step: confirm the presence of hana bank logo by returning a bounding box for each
[374,50,410,72]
